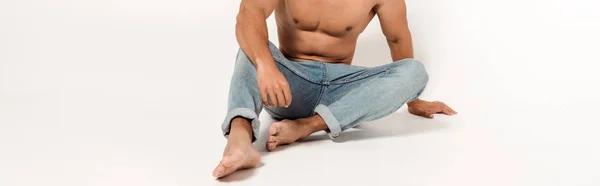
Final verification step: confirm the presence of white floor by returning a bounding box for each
[1,0,599,186]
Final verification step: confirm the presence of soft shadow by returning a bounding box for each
[216,162,265,182]
[300,111,448,143]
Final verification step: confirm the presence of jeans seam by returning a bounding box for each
[323,62,328,84]
[310,84,326,116]
[310,63,327,115]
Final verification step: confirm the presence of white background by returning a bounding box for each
[1,0,599,185]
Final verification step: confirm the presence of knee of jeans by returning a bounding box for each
[390,59,429,87]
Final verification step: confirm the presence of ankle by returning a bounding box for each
[229,117,254,143]
[302,115,329,133]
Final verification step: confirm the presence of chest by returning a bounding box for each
[279,0,377,36]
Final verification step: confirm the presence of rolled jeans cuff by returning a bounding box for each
[221,108,260,142]
[314,104,342,139]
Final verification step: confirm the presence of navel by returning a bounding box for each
[293,18,299,24]
[346,26,353,31]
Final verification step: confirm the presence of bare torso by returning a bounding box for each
[275,0,378,64]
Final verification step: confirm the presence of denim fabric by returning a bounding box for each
[222,42,429,142]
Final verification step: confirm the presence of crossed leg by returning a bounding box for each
[266,59,429,151]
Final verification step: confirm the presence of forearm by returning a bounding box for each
[235,6,277,70]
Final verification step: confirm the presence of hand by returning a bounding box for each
[407,99,457,119]
[256,65,292,107]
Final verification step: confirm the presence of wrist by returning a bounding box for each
[255,59,277,71]
[407,98,422,107]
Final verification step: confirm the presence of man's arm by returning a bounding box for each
[375,0,414,61]
[236,0,278,69]
[236,0,292,107]
[375,0,457,118]
[376,0,417,103]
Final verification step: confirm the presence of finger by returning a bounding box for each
[260,88,270,107]
[441,107,454,115]
[268,88,279,106]
[426,112,434,118]
[282,85,292,107]
[275,88,286,107]
[446,105,457,114]
[422,109,435,119]
[417,109,434,119]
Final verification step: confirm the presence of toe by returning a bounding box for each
[212,164,225,177]
[269,122,281,136]
[213,162,233,178]
[266,136,278,151]
[267,142,277,151]
[213,153,243,178]
[214,162,240,178]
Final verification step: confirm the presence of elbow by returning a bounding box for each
[386,37,401,45]
[385,28,412,45]
[386,32,412,45]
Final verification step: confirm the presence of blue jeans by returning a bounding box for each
[222,42,429,142]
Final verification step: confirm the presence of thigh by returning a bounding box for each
[321,59,428,107]
[319,62,395,106]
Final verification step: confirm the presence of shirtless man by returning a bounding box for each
[212,0,457,178]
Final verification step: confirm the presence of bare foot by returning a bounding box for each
[266,116,327,151]
[212,141,260,178]
[213,119,261,178]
